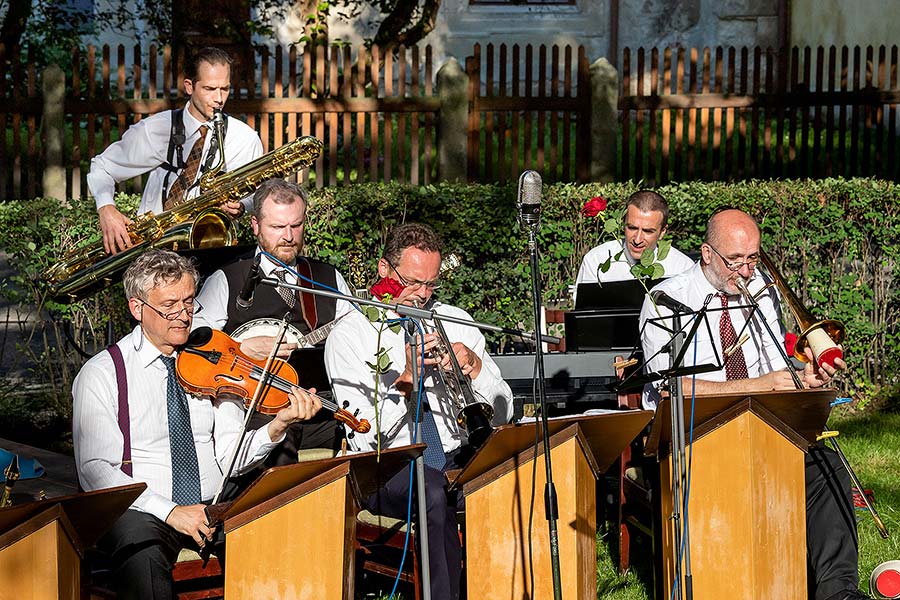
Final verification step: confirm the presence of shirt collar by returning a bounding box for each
[182,102,210,138]
[256,249,297,277]
[129,325,172,369]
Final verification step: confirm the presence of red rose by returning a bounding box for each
[370,276,406,301]
[784,332,798,357]
[582,196,608,217]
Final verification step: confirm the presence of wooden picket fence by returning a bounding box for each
[619,45,900,184]
[465,42,592,183]
[2,42,900,201]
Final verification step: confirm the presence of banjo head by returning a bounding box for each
[230,318,307,346]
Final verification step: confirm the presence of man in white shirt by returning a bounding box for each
[576,190,694,288]
[324,223,513,600]
[73,249,321,599]
[194,177,355,459]
[87,47,263,255]
[639,209,864,600]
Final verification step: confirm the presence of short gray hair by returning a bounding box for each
[252,178,307,218]
[123,249,199,301]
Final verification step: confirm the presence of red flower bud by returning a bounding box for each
[784,332,798,357]
[370,276,406,301]
[582,196,608,217]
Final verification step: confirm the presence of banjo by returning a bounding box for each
[230,312,349,347]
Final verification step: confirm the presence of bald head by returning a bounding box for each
[705,209,760,248]
[701,209,761,294]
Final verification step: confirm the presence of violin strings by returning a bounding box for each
[226,354,342,413]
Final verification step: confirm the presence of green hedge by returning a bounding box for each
[1,178,897,409]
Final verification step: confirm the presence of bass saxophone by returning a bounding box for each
[45,112,323,301]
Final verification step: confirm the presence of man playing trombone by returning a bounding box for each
[640,209,864,600]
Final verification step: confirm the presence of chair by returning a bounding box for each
[613,354,657,576]
[171,550,224,600]
[85,549,224,600]
[356,509,423,600]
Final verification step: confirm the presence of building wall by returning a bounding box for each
[791,0,900,49]
[273,0,783,67]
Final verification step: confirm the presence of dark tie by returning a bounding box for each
[273,269,297,309]
[419,400,447,470]
[164,124,208,210]
[718,293,749,380]
[161,355,202,505]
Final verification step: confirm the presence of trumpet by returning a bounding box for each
[414,303,494,449]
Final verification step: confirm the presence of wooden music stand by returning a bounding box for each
[647,389,834,599]
[214,444,423,600]
[450,411,653,600]
[0,482,145,600]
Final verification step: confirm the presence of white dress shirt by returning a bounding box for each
[639,262,788,409]
[576,238,695,287]
[87,103,263,215]
[192,250,354,332]
[323,302,514,453]
[73,326,281,521]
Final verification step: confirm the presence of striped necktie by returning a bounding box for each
[718,293,749,380]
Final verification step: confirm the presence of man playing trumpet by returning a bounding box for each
[640,209,864,600]
[324,223,513,600]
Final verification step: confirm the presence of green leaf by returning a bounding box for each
[651,263,665,279]
[388,322,402,335]
[599,255,612,273]
[363,306,381,322]
[640,251,655,267]
[603,219,620,234]
[656,239,671,261]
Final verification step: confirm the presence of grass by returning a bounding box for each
[593,407,900,599]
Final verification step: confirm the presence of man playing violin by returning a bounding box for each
[73,249,321,599]
[193,177,355,461]
[640,209,864,600]
[324,223,513,600]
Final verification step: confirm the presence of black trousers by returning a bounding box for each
[365,462,463,600]
[96,509,222,600]
[806,443,859,600]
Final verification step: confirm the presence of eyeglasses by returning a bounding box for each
[384,257,442,290]
[140,299,201,321]
[707,244,759,272]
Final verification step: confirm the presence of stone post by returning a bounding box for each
[42,64,66,201]
[436,57,468,182]
[589,57,618,183]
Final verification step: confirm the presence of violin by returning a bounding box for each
[176,327,370,434]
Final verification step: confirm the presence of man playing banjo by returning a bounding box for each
[193,177,354,460]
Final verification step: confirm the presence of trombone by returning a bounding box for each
[739,251,888,539]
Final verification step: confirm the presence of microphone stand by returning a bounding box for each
[524,225,564,600]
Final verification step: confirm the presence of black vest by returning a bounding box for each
[222,253,341,340]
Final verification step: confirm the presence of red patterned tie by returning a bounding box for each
[164,124,208,210]
[718,293,749,380]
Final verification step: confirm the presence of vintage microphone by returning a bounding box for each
[517,169,563,600]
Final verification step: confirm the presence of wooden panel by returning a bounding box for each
[0,519,80,600]
[659,410,806,599]
[465,431,597,600]
[225,475,355,599]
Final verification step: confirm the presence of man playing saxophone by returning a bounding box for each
[323,223,513,600]
[87,47,263,255]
